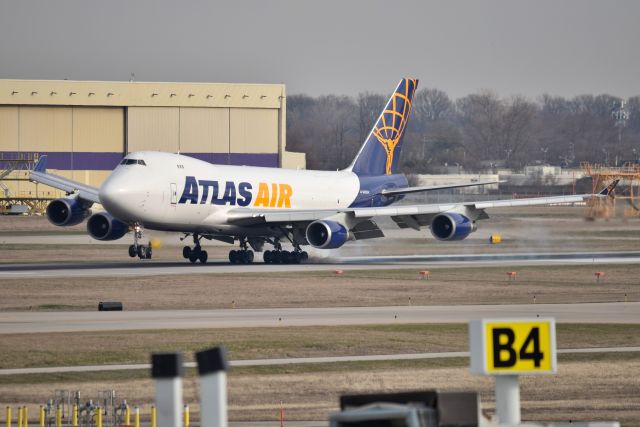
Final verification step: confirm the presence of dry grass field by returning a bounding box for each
[1,207,639,424]
[0,264,638,312]
[1,354,638,425]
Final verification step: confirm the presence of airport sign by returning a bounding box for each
[469,318,557,375]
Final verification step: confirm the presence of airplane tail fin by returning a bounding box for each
[347,78,418,176]
[33,155,48,173]
[598,179,619,197]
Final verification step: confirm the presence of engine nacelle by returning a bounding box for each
[430,213,476,241]
[87,212,129,241]
[46,198,91,226]
[305,220,349,249]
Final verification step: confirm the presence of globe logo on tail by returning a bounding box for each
[373,78,417,175]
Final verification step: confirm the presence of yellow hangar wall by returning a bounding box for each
[0,79,305,199]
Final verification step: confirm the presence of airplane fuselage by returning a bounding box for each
[99,151,406,236]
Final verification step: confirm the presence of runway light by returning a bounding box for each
[419,270,430,280]
[595,271,605,283]
[506,271,517,281]
[334,269,344,275]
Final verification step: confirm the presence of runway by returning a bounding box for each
[1,302,638,334]
[1,251,639,278]
[2,346,638,376]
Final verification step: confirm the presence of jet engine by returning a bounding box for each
[87,212,129,241]
[430,213,476,241]
[305,220,349,249]
[46,198,92,226]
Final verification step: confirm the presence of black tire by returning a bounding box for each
[182,246,191,259]
[291,252,301,264]
[189,252,199,263]
[281,250,291,264]
[229,250,237,264]
[145,247,152,259]
[137,245,146,258]
[301,251,309,261]
[128,245,137,258]
[264,250,272,263]
[246,250,254,263]
[199,250,208,264]
[271,251,281,264]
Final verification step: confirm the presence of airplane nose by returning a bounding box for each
[99,173,134,218]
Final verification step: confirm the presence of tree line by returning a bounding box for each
[286,88,640,173]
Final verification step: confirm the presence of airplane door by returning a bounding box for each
[170,183,178,204]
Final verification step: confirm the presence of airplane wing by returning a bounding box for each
[29,155,101,204]
[226,180,619,235]
[380,180,502,196]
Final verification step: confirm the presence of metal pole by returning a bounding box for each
[55,406,61,427]
[495,375,520,425]
[182,407,188,427]
[196,347,229,427]
[133,408,139,427]
[22,407,27,427]
[151,353,183,427]
[150,407,156,427]
[38,407,43,427]
[6,407,10,427]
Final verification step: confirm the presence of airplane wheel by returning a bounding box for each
[189,252,199,263]
[137,245,146,258]
[301,251,309,261]
[246,250,254,264]
[229,250,237,264]
[271,251,281,264]
[145,247,152,259]
[281,250,291,264]
[182,246,191,259]
[199,250,208,264]
[128,245,137,258]
[291,252,301,264]
[264,250,272,264]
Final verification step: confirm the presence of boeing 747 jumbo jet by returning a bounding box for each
[30,78,617,264]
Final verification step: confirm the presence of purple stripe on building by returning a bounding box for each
[182,153,279,167]
[1,151,279,170]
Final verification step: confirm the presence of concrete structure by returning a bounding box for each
[0,79,305,200]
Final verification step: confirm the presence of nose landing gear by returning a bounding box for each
[181,233,208,264]
[128,223,152,259]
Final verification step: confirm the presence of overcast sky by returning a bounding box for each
[1,0,639,99]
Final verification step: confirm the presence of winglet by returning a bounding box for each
[33,155,47,173]
[598,179,619,197]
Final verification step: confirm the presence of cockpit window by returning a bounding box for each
[120,159,147,166]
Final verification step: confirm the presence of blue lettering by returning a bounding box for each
[221,181,236,206]
[178,176,198,204]
[237,182,252,207]
[198,180,217,204]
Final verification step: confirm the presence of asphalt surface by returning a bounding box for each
[1,302,638,334]
[2,346,638,376]
[1,251,640,278]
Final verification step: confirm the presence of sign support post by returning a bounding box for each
[495,375,520,425]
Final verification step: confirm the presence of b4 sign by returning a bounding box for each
[469,318,557,375]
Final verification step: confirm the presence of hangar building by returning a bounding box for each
[0,79,305,206]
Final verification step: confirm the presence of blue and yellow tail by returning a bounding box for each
[348,78,418,176]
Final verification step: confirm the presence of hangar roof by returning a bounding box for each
[0,79,285,109]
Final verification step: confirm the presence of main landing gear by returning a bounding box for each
[229,237,254,264]
[128,223,152,259]
[263,239,308,264]
[182,233,208,264]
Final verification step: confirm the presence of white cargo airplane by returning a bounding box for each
[30,78,617,264]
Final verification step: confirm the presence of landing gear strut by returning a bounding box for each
[128,223,152,259]
[228,237,254,264]
[182,233,208,264]
[263,238,308,264]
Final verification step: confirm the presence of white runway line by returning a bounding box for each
[1,347,638,376]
